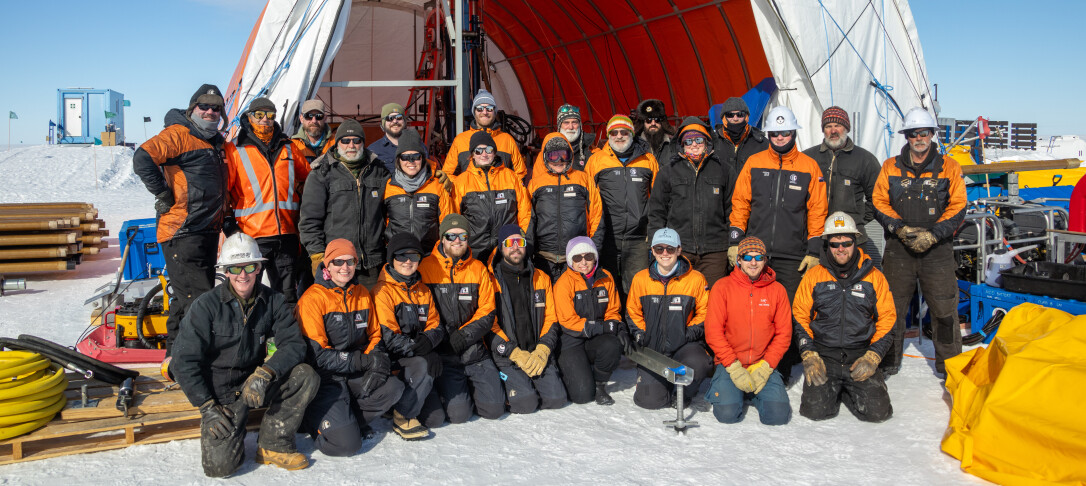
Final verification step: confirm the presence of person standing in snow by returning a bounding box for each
[291,99,334,166]
[793,212,895,422]
[133,84,228,359]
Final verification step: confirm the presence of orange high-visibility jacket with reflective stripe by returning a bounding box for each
[224,142,310,238]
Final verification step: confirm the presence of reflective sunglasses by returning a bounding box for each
[443,232,468,242]
[502,237,525,249]
[906,129,933,139]
[399,153,424,162]
[249,110,276,120]
[608,129,631,137]
[544,150,571,162]
[394,252,422,263]
[768,130,794,138]
[740,254,765,262]
[558,105,580,114]
[828,240,855,249]
[724,111,747,119]
[473,146,496,155]
[225,263,259,275]
[682,137,706,146]
[652,245,677,255]
[303,112,325,121]
[329,257,356,267]
[644,116,664,124]
[385,113,404,122]
[196,103,222,113]
[474,105,495,113]
[571,253,596,263]
[339,136,363,145]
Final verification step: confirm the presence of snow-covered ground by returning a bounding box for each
[0,145,984,484]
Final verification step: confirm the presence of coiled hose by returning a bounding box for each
[0,351,68,440]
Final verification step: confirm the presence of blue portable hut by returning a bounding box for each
[56,88,125,144]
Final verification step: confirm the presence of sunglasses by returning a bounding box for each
[249,111,276,120]
[828,240,855,249]
[652,245,677,255]
[339,136,363,145]
[385,113,404,122]
[608,129,631,137]
[329,257,356,267]
[571,253,596,264]
[399,153,424,162]
[443,232,468,242]
[225,263,259,275]
[474,105,495,113]
[473,146,495,155]
[644,116,664,124]
[906,129,933,139]
[558,105,580,114]
[303,112,325,121]
[682,137,706,146]
[196,103,222,113]
[502,237,525,249]
[545,150,571,163]
[740,254,765,262]
[724,111,747,119]
[768,131,794,138]
[394,252,422,263]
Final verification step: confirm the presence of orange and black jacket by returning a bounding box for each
[291,125,335,167]
[647,117,734,255]
[528,133,606,254]
[224,118,310,239]
[627,256,709,356]
[712,123,768,186]
[552,266,623,338]
[442,124,527,180]
[133,108,227,242]
[451,159,532,258]
[873,145,967,242]
[585,138,659,240]
[729,144,828,259]
[487,255,559,360]
[371,264,443,359]
[384,168,455,254]
[419,247,499,364]
[793,249,896,359]
[533,133,598,172]
[296,263,379,378]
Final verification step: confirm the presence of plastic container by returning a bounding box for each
[1000,262,1086,301]
[119,218,167,280]
[983,245,1037,287]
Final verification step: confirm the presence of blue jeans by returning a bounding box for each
[704,364,791,425]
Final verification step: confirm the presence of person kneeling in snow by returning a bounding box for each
[296,239,405,454]
[793,212,895,422]
[704,236,793,425]
[172,233,318,477]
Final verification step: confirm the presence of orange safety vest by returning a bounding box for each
[224,142,310,238]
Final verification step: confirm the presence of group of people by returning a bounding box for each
[133,83,966,477]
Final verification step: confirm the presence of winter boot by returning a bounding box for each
[393,410,429,440]
[359,420,376,441]
[255,448,309,471]
[594,381,614,406]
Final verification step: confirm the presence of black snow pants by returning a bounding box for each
[556,333,622,404]
[633,342,713,410]
[256,234,305,305]
[302,372,404,457]
[799,348,892,422]
[162,233,218,356]
[768,255,803,383]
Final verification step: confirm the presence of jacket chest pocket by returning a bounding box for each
[330,179,356,194]
[701,176,723,198]
[572,288,598,318]
[781,173,810,211]
[324,312,357,350]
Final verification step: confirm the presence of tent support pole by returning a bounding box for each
[454,0,464,135]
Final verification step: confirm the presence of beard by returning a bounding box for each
[383,123,403,139]
[340,149,363,162]
[825,134,847,150]
[304,123,323,139]
[644,129,667,153]
[560,128,580,144]
[610,138,632,153]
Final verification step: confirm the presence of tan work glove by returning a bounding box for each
[895,225,921,242]
[310,252,324,276]
[801,351,828,387]
[747,360,773,394]
[908,231,938,253]
[727,246,739,267]
[509,347,533,373]
[726,360,755,393]
[850,350,882,382]
[524,344,551,377]
[797,254,820,272]
[434,170,455,194]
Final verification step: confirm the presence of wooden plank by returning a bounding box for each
[0,208,97,221]
[77,222,100,232]
[0,232,78,246]
[0,260,73,273]
[79,235,102,245]
[0,202,93,210]
[0,220,64,231]
[0,246,69,259]
[960,158,1081,175]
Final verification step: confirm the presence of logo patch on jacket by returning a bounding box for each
[497,343,506,355]
[789,174,798,184]
[495,192,508,204]
[354,312,367,329]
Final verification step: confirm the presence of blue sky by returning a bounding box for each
[1,1,1081,145]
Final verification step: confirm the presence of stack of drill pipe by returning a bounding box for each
[0,203,109,274]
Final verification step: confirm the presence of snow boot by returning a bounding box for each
[393,410,429,440]
[255,448,309,471]
[594,381,614,406]
[359,421,376,441]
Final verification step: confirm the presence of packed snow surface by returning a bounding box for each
[0,145,984,484]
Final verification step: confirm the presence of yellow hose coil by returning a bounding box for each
[0,351,68,440]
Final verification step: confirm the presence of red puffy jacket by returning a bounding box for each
[705,266,792,367]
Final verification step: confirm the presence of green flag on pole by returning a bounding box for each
[104,111,117,119]
[94,137,103,146]
[122,100,131,107]
[8,111,16,119]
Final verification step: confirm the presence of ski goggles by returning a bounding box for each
[249,111,276,120]
[473,146,496,155]
[329,257,356,268]
[225,263,260,275]
[338,137,363,145]
[196,103,222,113]
[905,129,933,139]
[443,232,468,242]
[652,245,677,255]
[740,254,765,262]
[502,237,525,249]
[303,112,325,121]
[398,153,424,162]
[571,253,596,264]
[767,130,794,138]
[385,113,405,122]
[558,105,580,114]
[393,251,422,263]
[828,240,855,249]
[724,111,747,119]
[474,105,495,113]
[544,150,571,162]
[682,137,707,146]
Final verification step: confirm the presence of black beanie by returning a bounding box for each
[395,129,426,159]
[336,119,365,143]
[188,84,223,112]
[469,130,496,150]
[386,232,424,263]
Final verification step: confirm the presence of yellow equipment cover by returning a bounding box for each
[941,303,1086,485]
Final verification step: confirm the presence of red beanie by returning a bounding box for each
[821,106,850,132]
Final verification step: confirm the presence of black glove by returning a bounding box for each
[154,191,174,215]
[240,366,274,408]
[356,369,388,396]
[200,399,235,440]
[583,320,605,338]
[352,350,391,375]
[684,325,704,342]
[605,320,622,335]
[412,335,434,356]
[632,329,646,346]
[222,216,240,237]
[617,330,637,356]
[449,330,468,354]
[386,332,416,357]
[421,351,443,377]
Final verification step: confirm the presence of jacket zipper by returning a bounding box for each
[748,283,755,365]
[769,154,784,252]
[352,164,366,269]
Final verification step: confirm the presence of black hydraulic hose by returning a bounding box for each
[2,335,139,385]
[135,284,164,349]
[962,310,1005,346]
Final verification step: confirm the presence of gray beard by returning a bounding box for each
[610,139,632,153]
[340,150,363,162]
[561,128,580,144]
[825,136,847,150]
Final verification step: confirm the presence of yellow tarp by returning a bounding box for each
[942,303,1086,485]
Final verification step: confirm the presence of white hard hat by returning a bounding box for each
[823,211,860,239]
[217,233,266,267]
[898,107,938,133]
[764,105,801,131]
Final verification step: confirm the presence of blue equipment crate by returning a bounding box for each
[969,283,1086,343]
[119,218,167,280]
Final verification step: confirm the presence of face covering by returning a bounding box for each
[189,114,219,138]
[249,119,274,144]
